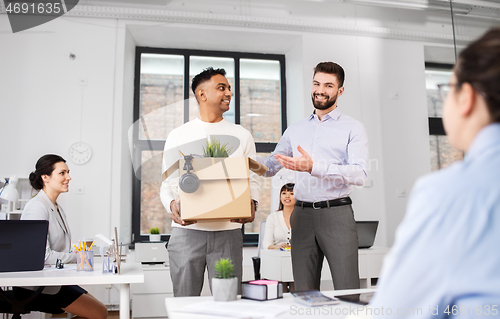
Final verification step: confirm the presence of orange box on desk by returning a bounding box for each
[163,157,267,221]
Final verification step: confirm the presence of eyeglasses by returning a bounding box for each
[437,82,488,102]
[437,83,459,102]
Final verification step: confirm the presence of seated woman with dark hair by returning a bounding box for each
[14,154,108,319]
[262,183,295,250]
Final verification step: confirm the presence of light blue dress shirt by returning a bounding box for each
[370,123,500,318]
[260,107,368,202]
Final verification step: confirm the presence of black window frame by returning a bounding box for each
[426,61,466,171]
[426,62,454,136]
[132,47,287,245]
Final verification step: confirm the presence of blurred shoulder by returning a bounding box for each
[22,193,50,220]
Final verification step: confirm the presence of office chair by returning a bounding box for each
[251,220,266,280]
[0,286,44,319]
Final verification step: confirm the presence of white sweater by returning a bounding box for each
[160,118,259,231]
[262,210,291,249]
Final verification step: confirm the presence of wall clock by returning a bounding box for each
[69,142,92,165]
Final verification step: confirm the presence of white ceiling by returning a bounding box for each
[78,0,500,11]
[68,0,498,47]
[82,0,173,6]
[73,0,500,22]
[128,24,302,54]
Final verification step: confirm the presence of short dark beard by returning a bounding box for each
[311,93,337,110]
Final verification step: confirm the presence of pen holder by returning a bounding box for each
[77,251,94,272]
[100,244,116,274]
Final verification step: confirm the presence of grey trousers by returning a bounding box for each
[290,204,360,291]
[167,227,243,297]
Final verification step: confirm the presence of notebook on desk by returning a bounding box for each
[0,220,49,272]
[356,221,379,249]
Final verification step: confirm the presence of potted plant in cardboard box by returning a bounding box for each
[212,258,238,301]
[149,227,161,242]
[203,139,232,158]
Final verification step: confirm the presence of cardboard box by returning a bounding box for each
[163,157,267,221]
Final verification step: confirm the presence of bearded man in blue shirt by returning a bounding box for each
[259,62,369,291]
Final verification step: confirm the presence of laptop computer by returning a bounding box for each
[356,221,379,249]
[0,220,49,272]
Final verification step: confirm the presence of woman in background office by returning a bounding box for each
[262,183,295,250]
[262,183,295,291]
[17,154,108,319]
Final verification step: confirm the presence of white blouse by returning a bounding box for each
[262,210,291,249]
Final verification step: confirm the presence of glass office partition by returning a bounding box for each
[425,1,498,171]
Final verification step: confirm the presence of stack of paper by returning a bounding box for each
[177,299,289,318]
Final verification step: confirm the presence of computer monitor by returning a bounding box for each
[356,221,379,249]
[0,220,49,272]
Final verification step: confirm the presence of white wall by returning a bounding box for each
[113,23,137,244]
[1,1,490,250]
[357,38,430,245]
[0,16,120,242]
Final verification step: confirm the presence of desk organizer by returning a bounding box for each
[100,244,117,274]
[77,251,94,271]
[241,280,283,301]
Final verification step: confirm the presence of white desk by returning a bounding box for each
[0,262,144,319]
[261,247,389,288]
[165,288,376,319]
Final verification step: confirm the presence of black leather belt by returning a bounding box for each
[295,197,352,209]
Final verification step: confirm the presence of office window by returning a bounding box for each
[132,48,286,244]
[425,63,464,171]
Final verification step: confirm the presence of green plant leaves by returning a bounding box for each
[203,139,232,158]
[214,258,235,279]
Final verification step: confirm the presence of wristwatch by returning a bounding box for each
[252,200,259,212]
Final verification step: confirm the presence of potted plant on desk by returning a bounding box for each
[212,258,238,301]
[149,227,161,242]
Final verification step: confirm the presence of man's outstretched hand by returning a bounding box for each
[274,145,313,173]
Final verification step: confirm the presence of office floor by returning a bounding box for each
[18,311,121,318]
[51,311,120,318]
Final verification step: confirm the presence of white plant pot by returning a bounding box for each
[149,234,161,242]
[212,277,238,301]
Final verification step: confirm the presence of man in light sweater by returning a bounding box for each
[160,67,259,297]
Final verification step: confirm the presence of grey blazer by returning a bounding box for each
[21,189,77,265]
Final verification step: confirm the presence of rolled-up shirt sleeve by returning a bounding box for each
[257,129,293,178]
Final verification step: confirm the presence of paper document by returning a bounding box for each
[176,299,289,318]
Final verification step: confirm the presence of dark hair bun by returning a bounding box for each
[29,171,43,190]
[30,154,66,191]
